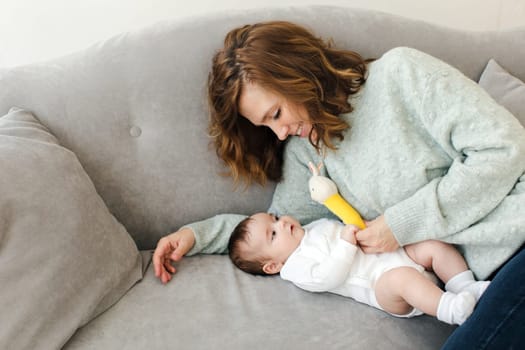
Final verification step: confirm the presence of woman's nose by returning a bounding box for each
[272,124,289,141]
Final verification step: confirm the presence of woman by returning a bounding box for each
[153,21,525,349]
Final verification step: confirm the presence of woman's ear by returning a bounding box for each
[263,260,283,274]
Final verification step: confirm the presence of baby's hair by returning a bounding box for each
[228,216,269,275]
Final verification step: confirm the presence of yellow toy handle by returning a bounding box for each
[324,193,366,229]
[308,161,366,229]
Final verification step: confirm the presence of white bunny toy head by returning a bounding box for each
[308,162,338,204]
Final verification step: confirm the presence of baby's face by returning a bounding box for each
[246,213,305,268]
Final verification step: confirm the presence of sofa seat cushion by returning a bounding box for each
[0,108,143,350]
[64,254,454,350]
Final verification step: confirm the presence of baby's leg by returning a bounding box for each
[404,241,489,300]
[375,267,475,325]
[375,266,441,316]
[404,240,467,281]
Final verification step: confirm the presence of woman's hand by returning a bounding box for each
[152,227,196,284]
[355,215,399,254]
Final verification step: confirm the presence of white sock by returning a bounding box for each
[436,291,476,325]
[445,270,490,301]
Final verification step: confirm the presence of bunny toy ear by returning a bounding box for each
[308,162,319,176]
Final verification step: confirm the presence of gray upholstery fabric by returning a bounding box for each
[0,5,524,350]
[479,58,525,125]
[65,254,454,350]
[0,108,143,350]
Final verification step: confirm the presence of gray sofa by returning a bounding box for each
[1,6,524,350]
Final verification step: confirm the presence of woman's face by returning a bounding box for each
[238,81,313,141]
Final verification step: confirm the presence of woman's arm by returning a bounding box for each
[152,214,246,283]
[183,214,247,255]
[384,48,525,246]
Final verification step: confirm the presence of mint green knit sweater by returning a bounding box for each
[186,47,525,279]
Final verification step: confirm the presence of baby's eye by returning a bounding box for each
[271,231,276,240]
[274,215,280,221]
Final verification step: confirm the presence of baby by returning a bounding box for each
[228,213,490,325]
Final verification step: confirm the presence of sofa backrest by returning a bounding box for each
[1,6,524,249]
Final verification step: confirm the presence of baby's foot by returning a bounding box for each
[445,271,490,302]
[437,291,476,325]
[449,291,476,325]
[464,281,490,301]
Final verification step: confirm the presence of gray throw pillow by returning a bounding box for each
[479,58,525,126]
[0,108,143,350]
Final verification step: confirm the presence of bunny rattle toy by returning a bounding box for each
[308,162,366,229]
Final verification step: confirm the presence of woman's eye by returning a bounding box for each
[272,108,281,120]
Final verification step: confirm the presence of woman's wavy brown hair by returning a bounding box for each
[208,21,368,186]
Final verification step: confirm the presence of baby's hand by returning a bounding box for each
[340,224,359,245]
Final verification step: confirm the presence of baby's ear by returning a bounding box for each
[263,261,283,275]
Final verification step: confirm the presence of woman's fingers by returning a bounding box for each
[164,257,176,274]
[152,228,196,283]
[153,237,176,278]
[355,215,399,253]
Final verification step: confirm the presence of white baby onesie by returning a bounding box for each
[280,218,435,317]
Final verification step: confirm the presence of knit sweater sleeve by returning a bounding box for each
[384,48,525,245]
[183,214,247,255]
